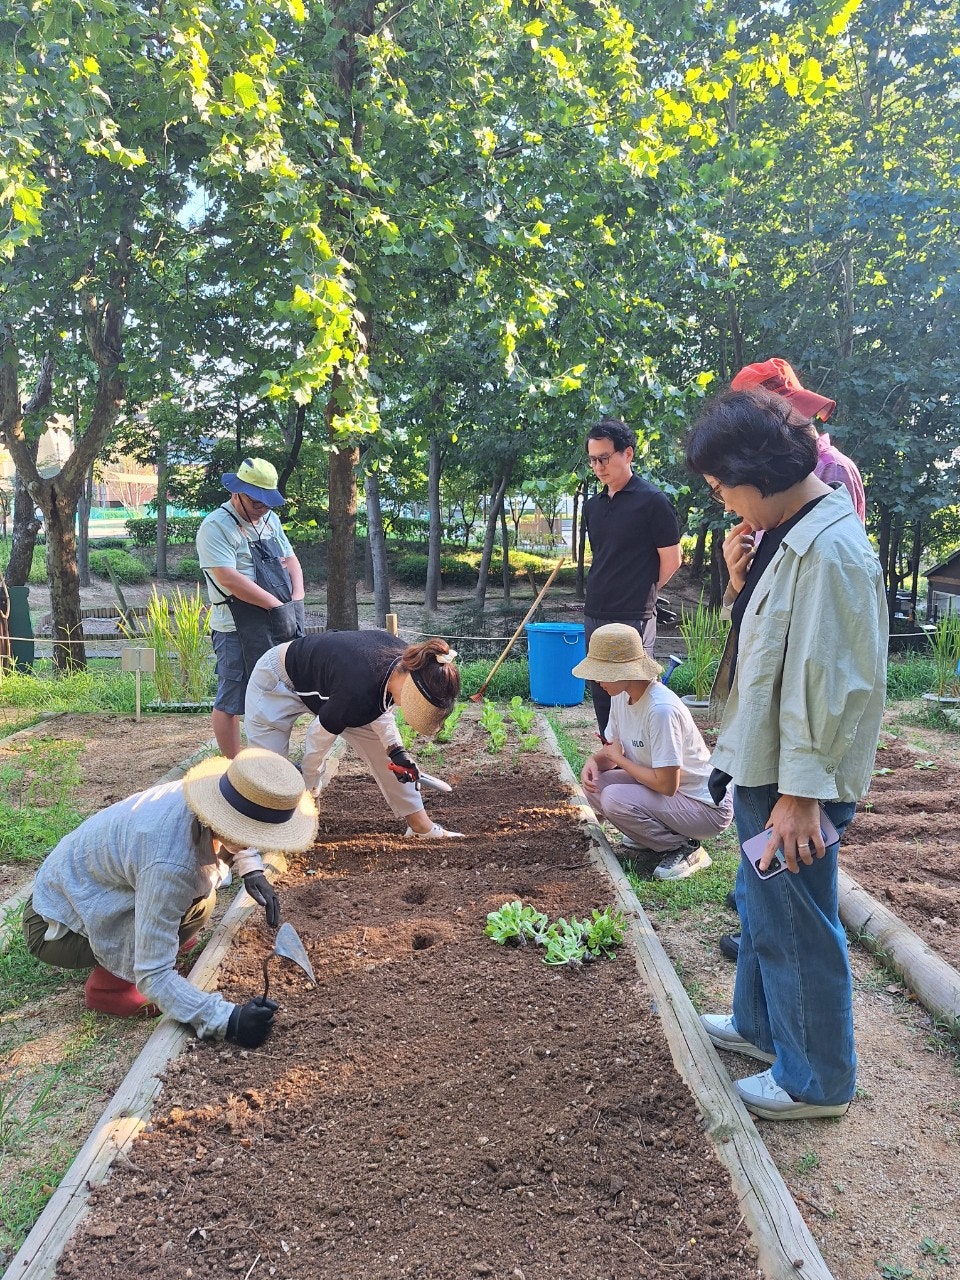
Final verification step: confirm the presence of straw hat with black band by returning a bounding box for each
[183,747,318,852]
[572,623,663,684]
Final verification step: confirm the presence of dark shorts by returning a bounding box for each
[211,630,248,715]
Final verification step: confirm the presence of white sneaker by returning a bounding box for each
[701,1014,776,1065]
[404,822,464,839]
[653,840,712,881]
[735,1069,850,1121]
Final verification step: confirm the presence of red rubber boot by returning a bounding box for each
[84,966,159,1018]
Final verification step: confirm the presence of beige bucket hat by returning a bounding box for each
[571,623,663,683]
[183,747,318,852]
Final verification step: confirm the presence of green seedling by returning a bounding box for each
[435,701,465,744]
[542,917,588,967]
[519,733,541,753]
[580,906,627,959]
[920,1238,952,1265]
[394,711,417,751]
[485,900,549,947]
[507,696,537,734]
[480,699,508,754]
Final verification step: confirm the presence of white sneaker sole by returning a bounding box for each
[736,1089,850,1121]
[653,851,712,881]
[701,1017,776,1065]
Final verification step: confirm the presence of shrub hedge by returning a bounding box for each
[126,515,204,547]
[393,549,573,588]
[88,548,149,584]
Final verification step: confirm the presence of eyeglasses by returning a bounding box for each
[706,481,725,505]
[587,452,616,468]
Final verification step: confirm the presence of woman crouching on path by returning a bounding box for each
[245,631,462,838]
[24,748,317,1049]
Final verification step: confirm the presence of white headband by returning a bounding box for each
[436,649,457,665]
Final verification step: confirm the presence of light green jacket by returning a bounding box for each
[709,486,887,802]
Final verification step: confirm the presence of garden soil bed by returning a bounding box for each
[840,735,960,974]
[56,728,759,1280]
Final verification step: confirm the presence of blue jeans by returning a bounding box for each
[731,784,857,1106]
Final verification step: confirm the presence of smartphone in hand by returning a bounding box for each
[742,807,841,879]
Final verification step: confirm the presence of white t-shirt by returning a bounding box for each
[606,682,715,806]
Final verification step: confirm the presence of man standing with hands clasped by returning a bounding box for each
[582,417,682,740]
[197,458,306,759]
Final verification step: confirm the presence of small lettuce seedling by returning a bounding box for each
[508,696,537,734]
[435,701,465,744]
[485,900,549,947]
[542,917,588,967]
[480,699,508,754]
[581,907,627,959]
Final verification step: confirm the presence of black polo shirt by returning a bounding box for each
[583,473,681,619]
[283,630,406,732]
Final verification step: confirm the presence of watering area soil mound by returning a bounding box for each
[56,725,758,1280]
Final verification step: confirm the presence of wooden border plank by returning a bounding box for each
[537,715,835,1280]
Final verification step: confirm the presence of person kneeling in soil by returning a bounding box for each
[244,631,463,838]
[23,748,318,1049]
[574,624,733,881]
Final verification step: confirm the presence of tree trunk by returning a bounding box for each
[42,483,85,671]
[576,488,588,600]
[907,520,923,623]
[708,527,724,610]
[425,432,442,612]
[364,469,390,627]
[474,465,513,606]
[885,517,902,626]
[500,504,511,602]
[155,436,169,580]
[6,470,42,587]
[571,485,580,560]
[326,440,359,630]
[690,522,707,577]
[876,504,892,598]
[77,464,93,588]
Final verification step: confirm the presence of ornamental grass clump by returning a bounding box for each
[679,599,728,702]
[928,611,960,698]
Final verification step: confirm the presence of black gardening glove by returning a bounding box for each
[387,745,420,788]
[293,599,306,637]
[242,871,281,928]
[227,997,279,1048]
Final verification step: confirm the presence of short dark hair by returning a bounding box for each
[685,389,819,497]
[586,417,636,454]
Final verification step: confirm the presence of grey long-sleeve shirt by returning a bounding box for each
[32,781,244,1039]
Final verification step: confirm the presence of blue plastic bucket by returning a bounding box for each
[525,621,586,706]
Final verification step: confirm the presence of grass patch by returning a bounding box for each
[543,709,590,778]
[0,663,141,732]
[0,740,84,863]
[0,1157,72,1256]
[0,907,73,1013]
[621,831,740,919]
[458,657,532,701]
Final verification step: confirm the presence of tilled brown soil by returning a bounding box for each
[57,735,759,1280]
[841,736,960,972]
